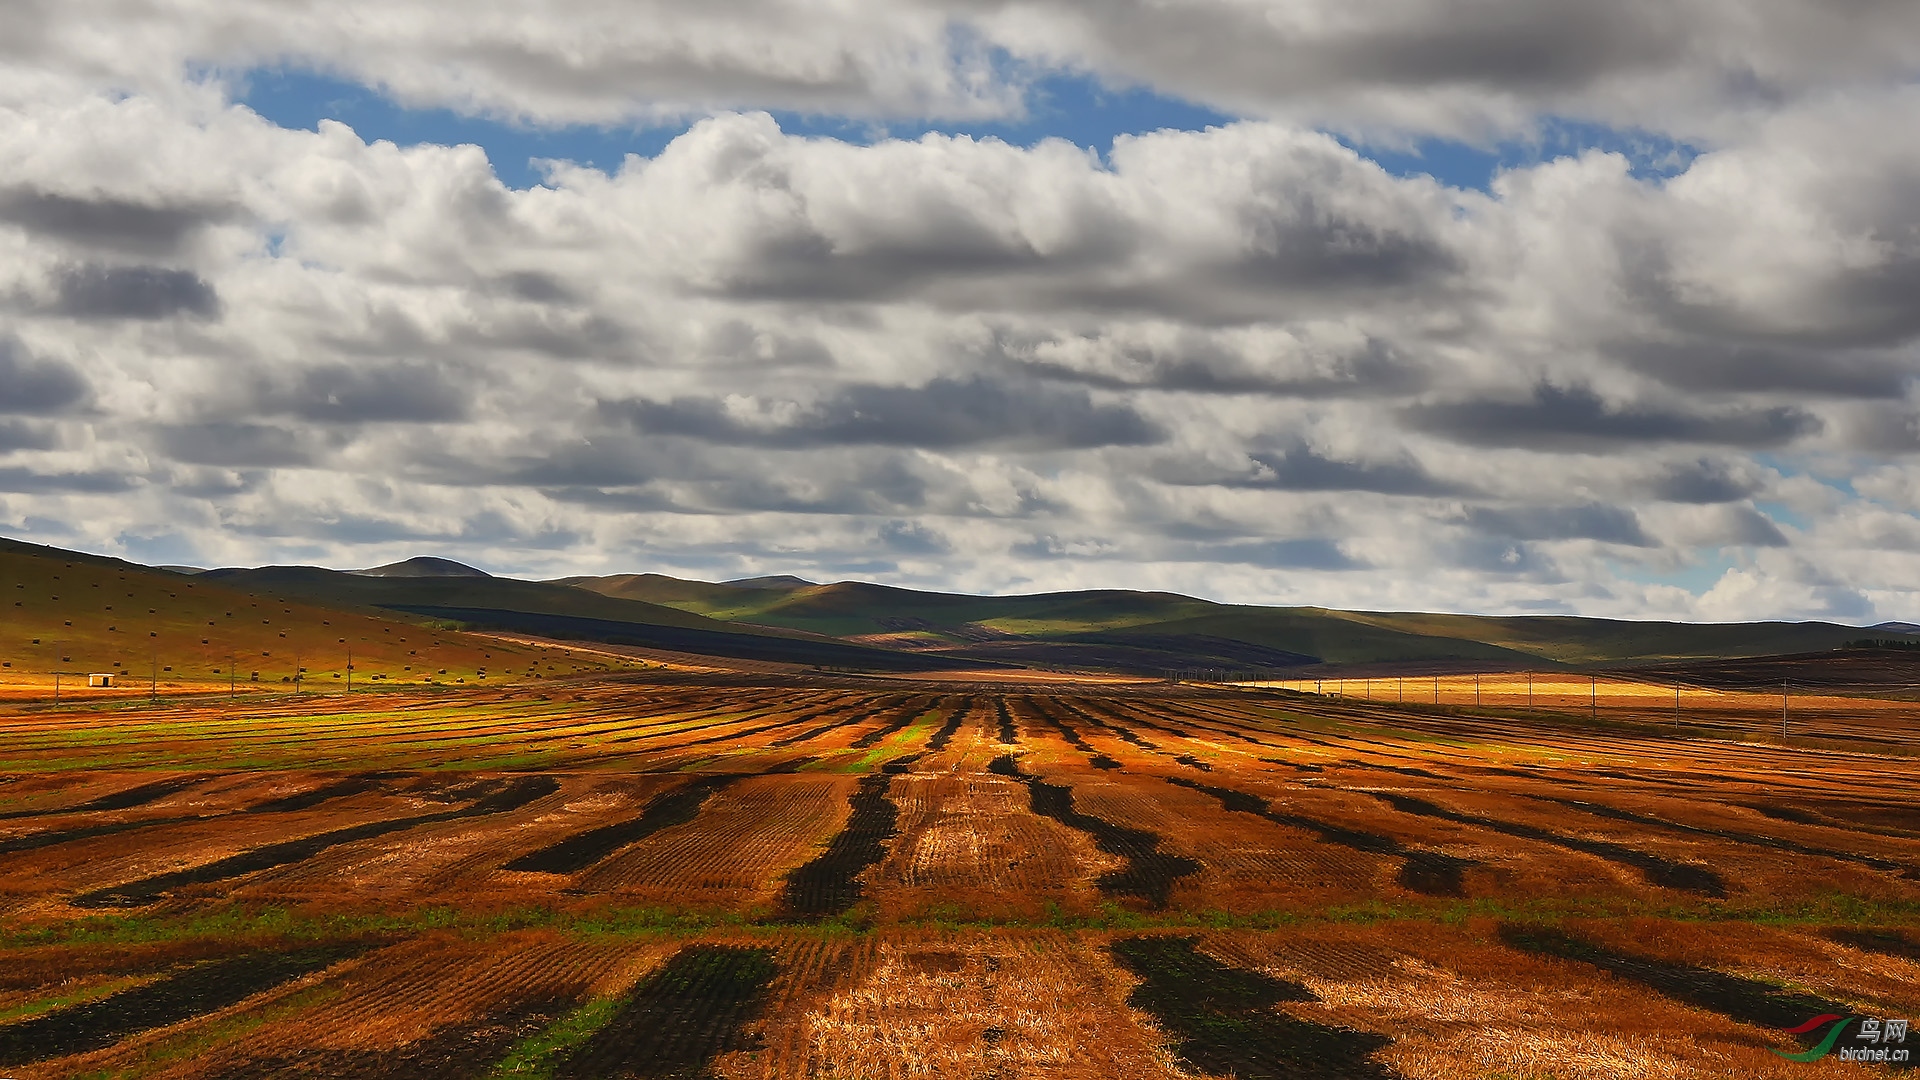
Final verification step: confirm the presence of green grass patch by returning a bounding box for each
[482,996,623,1079]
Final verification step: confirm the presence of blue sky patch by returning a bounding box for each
[238,66,1696,195]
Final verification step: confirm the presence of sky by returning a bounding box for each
[4,3,1920,621]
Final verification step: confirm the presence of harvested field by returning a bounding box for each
[0,674,1915,1078]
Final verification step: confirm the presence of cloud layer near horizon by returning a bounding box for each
[4,3,1920,620]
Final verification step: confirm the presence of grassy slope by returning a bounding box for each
[1325,610,1915,664]
[565,573,1913,668]
[207,566,990,671]
[0,538,619,687]
[200,566,792,636]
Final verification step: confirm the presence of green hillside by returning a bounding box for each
[564,571,1920,671]
[203,565,996,673]
[0,538,622,688]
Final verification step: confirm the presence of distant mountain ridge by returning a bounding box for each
[350,557,492,578]
[13,534,1920,676]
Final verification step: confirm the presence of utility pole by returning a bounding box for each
[1365,677,1371,701]
[294,649,302,694]
[1674,683,1681,725]
[1475,674,1481,706]
[1399,677,1404,703]
[1528,672,1534,708]
[345,642,352,694]
[1590,675,1597,721]
[229,652,235,700]
[1782,679,1789,737]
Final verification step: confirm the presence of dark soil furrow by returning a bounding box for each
[849,699,933,749]
[1111,936,1400,1080]
[1164,776,1473,897]
[1054,699,1160,750]
[0,776,205,821]
[0,815,197,856]
[244,776,383,815]
[556,945,778,1080]
[506,776,739,874]
[1498,925,1871,1051]
[1826,927,1920,962]
[1365,791,1726,896]
[1023,699,1095,753]
[989,755,1198,908]
[1525,794,1920,878]
[993,698,1018,745]
[925,698,972,752]
[213,998,571,1080]
[74,776,561,907]
[0,778,385,859]
[0,941,375,1066]
[777,756,921,920]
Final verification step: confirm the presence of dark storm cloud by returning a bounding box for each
[1222,207,1460,292]
[1718,506,1790,547]
[616,377,1163,450]
[1240,444,1465,496]
[1021,336,1430,397]
[263,364,471,423]
[709,212,1137,307]
[154,422,316,467]
[0,339,88,413]
[1616,341,1913,399]
[0,419,56,451]
[1461,503,1653,546]
[1156,442,1466,496]
[0,187,237,256]
[877,519,948,555]
[1406,383,1821,449]
[1644,459,1761,503]
[0,466,137,493]
[54,265,219,320]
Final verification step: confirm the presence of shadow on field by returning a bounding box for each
[1523,793,1920,879]
[1363,791,1726,896]
[74,776,560,907]
[989,755,1199,908]
[1111,936,1400,1080]
[993,698,1019,744]
[0,942,375,1066]
[0,776,387,859]
[556,945,777,1080]
[1826,926,1920,962]
[778,755,921,920]
[1498,925,1867,1049]
[925,698,972,751]
[0,775,205,821]
[1164,776,1475,897]
[212,998,570,1080]
[507,776,739,874]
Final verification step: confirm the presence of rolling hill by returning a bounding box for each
[0,537,623,690]
[12,534,1915,682]
[198,565,994,673]
[559,572,1920,673]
